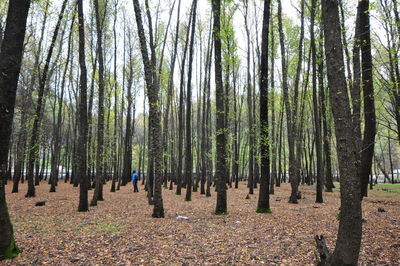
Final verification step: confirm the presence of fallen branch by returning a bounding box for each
[315,235,331,266]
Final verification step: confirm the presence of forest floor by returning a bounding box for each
[2,180,400,265]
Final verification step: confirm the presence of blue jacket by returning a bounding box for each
[132,173,138,183]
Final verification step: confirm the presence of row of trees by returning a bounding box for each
[0,0,399,264]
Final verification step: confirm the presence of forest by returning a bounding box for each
[0,0,399,265]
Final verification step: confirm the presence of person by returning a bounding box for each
[132,170,139,192]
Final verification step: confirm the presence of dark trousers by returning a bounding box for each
[133,180,139,192]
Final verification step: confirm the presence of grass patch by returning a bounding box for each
[333,182,400,198]
[73,221,126,235]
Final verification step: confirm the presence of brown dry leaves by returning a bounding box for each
[2,181,399,265]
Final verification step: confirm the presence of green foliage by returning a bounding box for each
[184,197,192,202]
[1,200,20,259]
[335,212,341,221]
[256,207,272,214]
[214,210,228,215]
[4,236,21,259]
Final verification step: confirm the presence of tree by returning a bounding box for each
[132,0,164,218]
[77,0,90,212]
[185,0,198,202]
[49,9,75,193]
[310,0,323,203]
[91,0,107,206]
[176,2,194,196]
[25,0,68,197]
[257,0,271,213]
[319,0,362,264]
[0,0,31,259]
[212,0,228,215]
[277,0,304,203]
[243,0,254,195]
[358,0,376,198]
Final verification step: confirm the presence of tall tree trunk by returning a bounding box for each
[269,6,276,194]
[176,3,193,195]
[132,0,164,218]
[184,0,198,202]
[121,38,134,189]
[310,0,323,203]
[392,0,400,144]
[0,0,30,259]
[91,0,107,206]
[50,12,74,193]
[359,0,376,198]
[318,24,334,192]
[163,0,181,189]
[25,0,67,197]
[320,1,362,264]
[212,0,227,215]
[77,0,89,212]
[257,0,271,213]
[243,0,254,195]
[277,0,301,203]
[110,0,119,193]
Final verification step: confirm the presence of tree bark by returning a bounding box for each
[185,0,198,202]
[257,0,271,213]
[212,0,228,215]
[25,0,67,197]
[359,0,376,199]
[91,0,107,206]
[321,0,362,264]
[310,0,323,203]
[77,0,89,212]
[243,0,254,195]
[0,0,30,259]
[132,0,164,218]
[50,10,74,193]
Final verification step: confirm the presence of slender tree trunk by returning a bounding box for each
[176,3,193,195]
[320,1,362,264]
[50,12,74,193]
[277,0,301,203]
[91,0,107,206]
[270,4,277,194]
[359,0,376,198]
[110,0,119,193]
[257,0,271,213]
[163,0,181,189]
[0,0,30,259]
[133,0,164,218]
[77,0,89,212]
[244,0,254,195]
[184,0,198,202]
[310,0,323,203]
[121,36,134,188]
[392,0,400,144]
[25,0,67,198]
[318,24,334,192]
[212,0,227,215]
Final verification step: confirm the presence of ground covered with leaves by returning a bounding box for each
[2,181,400,265]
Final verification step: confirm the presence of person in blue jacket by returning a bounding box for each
[132,170,139,192]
